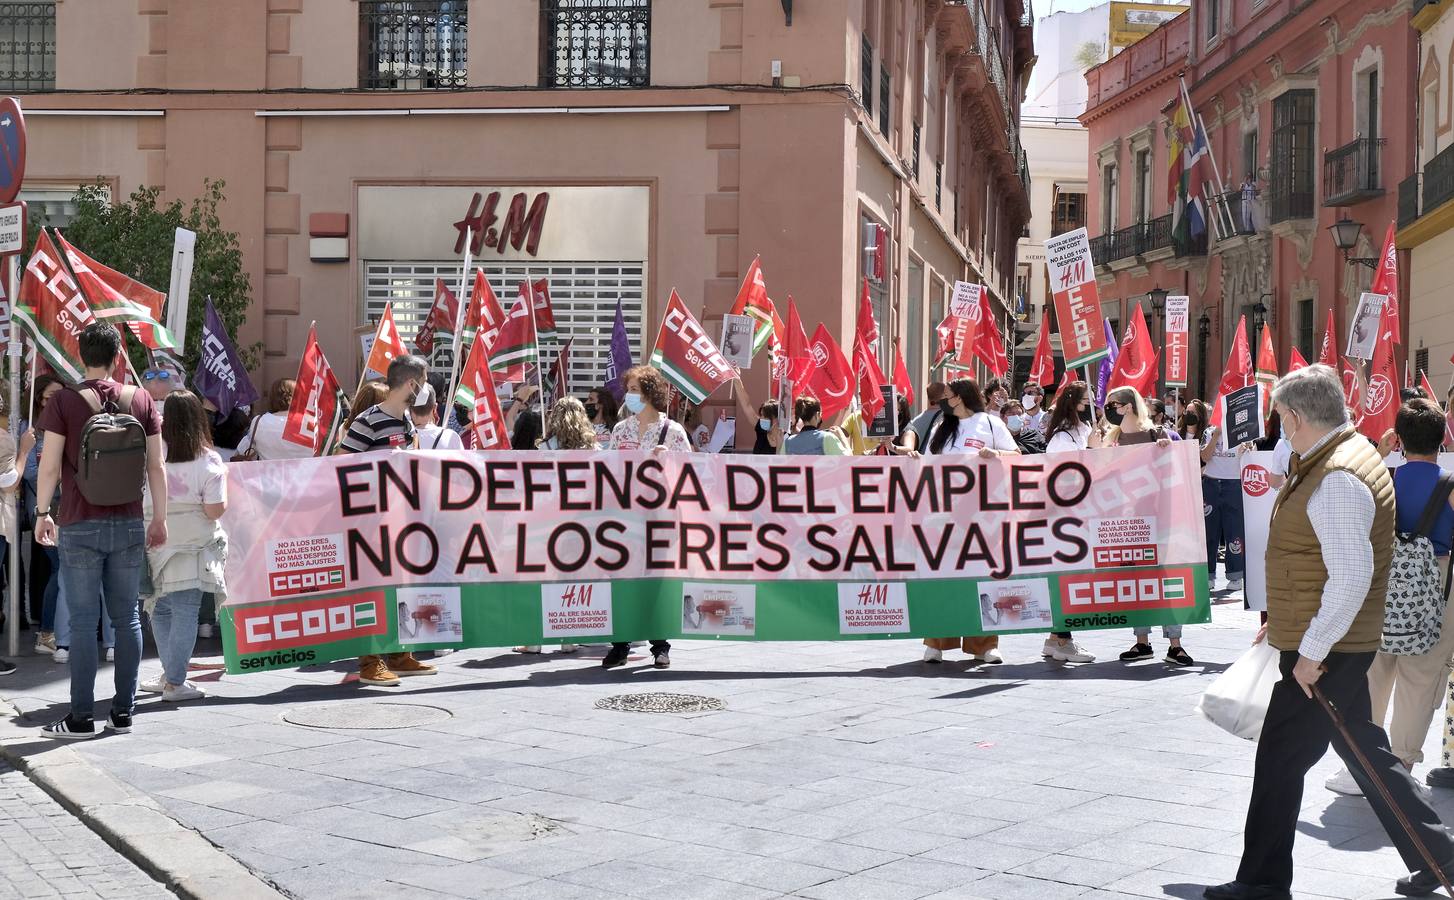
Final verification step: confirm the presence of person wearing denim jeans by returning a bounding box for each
[35,323,167,740]
[146,588,205,698]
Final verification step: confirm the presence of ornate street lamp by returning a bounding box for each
[1197,310,1212,398]
[1328,213,1378,269]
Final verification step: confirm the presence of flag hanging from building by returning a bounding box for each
[282,325,348,456]
[366,303,407,377]
[14,230,95,382]
[604,298,631,402]
[1167,78,1209,251]
[1027,314,1056,388]
[891,341,915,407]
[193,298,259,418]
[649,290,734,405]
[489,293,539,383]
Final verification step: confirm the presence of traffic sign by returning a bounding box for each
[0,201,24,255]
[0,98,25,205]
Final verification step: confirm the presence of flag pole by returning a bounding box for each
[438,229,473,446]
[5,252,17,659]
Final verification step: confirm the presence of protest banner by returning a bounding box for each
[1347,293,1384,360]
[720,313,754,369]
[1221,384,1264,447]
[217,443,1212,673]
[1164,295,1189,388]
[949,282,982,320]
[1239,451,1280,613]
[1044,227,1110,370]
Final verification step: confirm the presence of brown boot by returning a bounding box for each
[358,655,400,686]
[386,653,437,677]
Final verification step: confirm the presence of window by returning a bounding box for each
[1101,163,1119,232]
[1297,299,1314,364]
[1269,90,1315,222]
[364,260,643,386]
[861,213,891,366]
[1243,132,1259,181]
[1362,68,1379,138]
[1206,0,1219,42]
[1133,149,1153,224]
[935,160,943,210]
[540,0,650,89]
[907,259,924,398]
[912,122,921,181]
[22,185,104,229]
[0,2,54,92]
[1417,347,1430,383]
[1052,191,1086,236]
[359,1,467,90]
[879,65,891,137]
[861,34,874,117]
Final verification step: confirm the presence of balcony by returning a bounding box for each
[1426,142,1454,213]
[1323,137,1386,207]
[0,2,55,92]
[1400,174,1420,228]
[1268,184,1315,224]
[1211,190,1261,240]
[1090,215,1205,267]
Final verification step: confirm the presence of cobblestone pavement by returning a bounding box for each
[0,761,172,899]
[1,594,1449,899]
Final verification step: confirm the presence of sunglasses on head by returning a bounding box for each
[142,370,175,382]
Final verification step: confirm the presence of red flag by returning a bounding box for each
[960,290,1007,377]
[1420,369,1439,404]
[785,296,813,389]
[282,325,348,455]
[54,232,169,358]
[470,372,511,451]
[648,290,735,404]
[1027,314,1055,388]
[1371,222,1400,345]
[1318,308,1338,368]
[366,304,407,377]
[489,293,539,383]
[853,334,886,422]
[14,230,95,382]
[855,278,880,350]
[804,324,854,418]
[891,341,915,407]
[1255,326,1278,386]
[934,313,960,368]
[1404,358,1413,392]
[464,269,506,353]
[1342,357,1364,413]
[1106,305,1157,397]
[415,278,460,355]
[1359,302,1399,440]
[452,327,492,408]
[1287,347,1310,373]
[729,257,782,358]
[550,337,573,399]
[521,279,559,344]
[1210,315,1252,430]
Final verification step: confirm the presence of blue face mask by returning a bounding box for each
[545,436,560,450]
[759,417,772,432]
[623,392,646,415]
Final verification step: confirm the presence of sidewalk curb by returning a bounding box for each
[0,696,288,900]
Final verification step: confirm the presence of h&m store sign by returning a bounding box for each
[358,185,650,262]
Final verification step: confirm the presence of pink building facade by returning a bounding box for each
[1081,0,1414,397]
[2,0,1031,435]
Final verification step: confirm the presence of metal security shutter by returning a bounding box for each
[363,260,644,393]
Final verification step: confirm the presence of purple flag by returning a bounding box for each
[604,298,632,402]
[193,298,260,417]
[1095,319,1120,407]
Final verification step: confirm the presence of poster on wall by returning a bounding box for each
[1044,227,1111,370]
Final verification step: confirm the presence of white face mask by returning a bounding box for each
[1007,415,1025,433]
[1021,395,1037,409]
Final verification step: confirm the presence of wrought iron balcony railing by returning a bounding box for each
[1323,136,1386,207]
[0,1,57,92]
[539,0,650,89]
[360,0,467,90]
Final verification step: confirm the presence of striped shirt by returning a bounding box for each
[339,405,415,454]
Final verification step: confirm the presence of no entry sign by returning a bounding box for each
[0,98,25,205]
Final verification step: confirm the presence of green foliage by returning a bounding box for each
[1074,41,1106,72]
[44,179,255,372]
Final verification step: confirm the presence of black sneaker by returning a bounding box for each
[0,658,14,676]
[1166,646,1195,667]
[42,714,96,741]
[601,647,629,669]
[1396,865,1454,896]
[1119,643,1154,661]
[107,711,133,734]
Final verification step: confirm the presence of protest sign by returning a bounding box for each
[866,385,899,438]
[1221,384,1264,447]
[949,281,982,319]
[218,444,1212,673]
[1044,228,1110,369]
[1164,295,1190,388]
[720,313,754,369]
[1240,451,1281,612]
[1347,293,1384,360]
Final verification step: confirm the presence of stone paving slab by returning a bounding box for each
[0,595,1448,898]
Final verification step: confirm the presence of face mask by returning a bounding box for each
[1007,415,1024,432]
[1105,406,1124,427]
[1078,406,1093,424]
[1183,415,1200,429]
[584,403,599,420]
[759,417,772,432]
[1283,414,1297,446]
[623,392,646,415]
[938,399,954,417]
[545,436,560,450]
[1021,395,1037,409]
[412,383,429,406]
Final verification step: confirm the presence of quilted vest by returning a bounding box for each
[1265,427,1395,653]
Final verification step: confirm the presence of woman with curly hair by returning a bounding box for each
[608,365,691,453]
[541,397,598,450]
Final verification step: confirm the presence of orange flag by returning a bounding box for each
[365,304,407,376]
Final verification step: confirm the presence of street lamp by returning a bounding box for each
[1147,286,1169,318]
[1197,310,1211,398]
[1328,213,1378,269]
[1251,298,1269,362]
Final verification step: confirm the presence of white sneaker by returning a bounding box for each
[1052,641,1096,663]
[53,648,69,663]
[1041,638,1059,658]
[138,676,165,695]
[977,648,1005,665]
[161,681,206,703]
[922,646,943,663]
[1227,576,1245,592]
[1326,768,1363,796]
[33,633,55,655]
[104,647,114,663]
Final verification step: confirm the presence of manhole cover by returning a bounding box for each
[595,692,725,714]
[282,703,453,730]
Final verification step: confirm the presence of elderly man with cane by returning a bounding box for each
[1205,365,1454,900]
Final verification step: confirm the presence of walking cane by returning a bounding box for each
[1312,683,1454,897]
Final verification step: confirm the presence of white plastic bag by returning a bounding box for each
[1197,641,1282,741]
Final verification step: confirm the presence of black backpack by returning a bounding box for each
[73,385,148,507]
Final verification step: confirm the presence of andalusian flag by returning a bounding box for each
[489,293,539,383]
[54,232,181,366]
[1167,78,1209,252]
[728,256,782,358]
[462,268,505,354]
[453,329,492,408]
[14,230,95,381]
